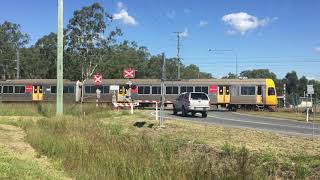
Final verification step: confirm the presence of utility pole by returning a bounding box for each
[56,0,64,115]
[174,32,182,80]
[16,49,20,79]
[160,52,166,128]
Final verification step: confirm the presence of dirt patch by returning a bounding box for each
[0,124,71,179]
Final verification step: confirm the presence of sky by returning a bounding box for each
[1,0,320,79]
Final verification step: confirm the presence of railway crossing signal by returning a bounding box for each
[123,68,135,79]
[93,74,102,85]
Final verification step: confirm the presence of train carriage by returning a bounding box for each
[0,78,277,110]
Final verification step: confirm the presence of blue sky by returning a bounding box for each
[1,0,320,79]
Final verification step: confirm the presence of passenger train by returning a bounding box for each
[0,78,277,110]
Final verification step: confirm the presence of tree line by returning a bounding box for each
[0,2,319,102]
[0,3,211,82]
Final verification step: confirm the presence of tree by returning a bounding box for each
[222,72,237,79]
[240,69,277,80]
[285,71,299,95]
[298,76,308,96]
[0,21,29,79]
[65,3,121,80]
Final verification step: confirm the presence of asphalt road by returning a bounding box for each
[150,110,320,137]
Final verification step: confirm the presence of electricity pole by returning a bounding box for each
[160,53,166,128]
[174,32,182,80]
[56,0,64,115]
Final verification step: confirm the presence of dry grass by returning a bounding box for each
[0,124,70,179]
[0,104,320,179]
[239,110,320,122]
[107,110,320,157]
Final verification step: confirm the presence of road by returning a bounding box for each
[150,110,320,137]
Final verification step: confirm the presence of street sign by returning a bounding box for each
[110,85,120,91]
[307,85,314,95]
[123,68,135,79]
[93,74,102,85]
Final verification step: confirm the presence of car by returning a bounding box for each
[173,92,210,117]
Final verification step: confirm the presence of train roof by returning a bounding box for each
[0,78,271,85]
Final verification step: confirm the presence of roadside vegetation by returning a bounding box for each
[0,103,320,179]
[239,107,320,122]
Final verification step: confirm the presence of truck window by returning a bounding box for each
[191,93,208,100]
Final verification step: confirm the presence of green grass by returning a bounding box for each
[0,150,57,179]
[0,103,113,117]
[0,104,320,179]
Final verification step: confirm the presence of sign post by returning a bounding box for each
[306,85,314,122]
[123,68,135,79]
[93,74,102,107]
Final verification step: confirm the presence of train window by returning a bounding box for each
[84,86,96,94]
[166,86,178,94]
[248,87,255,95]
[257,86,262,95]
[202,87,208,94]
[219,86,224,95]
[152,86,161,94]
[226,86,230,95]
[3,86,13,94]
[103,86,109,94]
[195,86,208,94]
[0,86,1,93]
[241,87,248,95]
[51,86,57,93]
[138,86,150,94]
[187,86,193,92]
[64,86,74,94]
[241,86,255,95]
[181,86,193,93]
[180,86,186,93]
[268,87,275,96]
[14,86,25,93]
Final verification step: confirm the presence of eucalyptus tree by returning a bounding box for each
[0,21,29,79]
[64,3,121,80]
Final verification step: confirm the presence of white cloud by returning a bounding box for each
[314,47,320,53]
[166,10,176,19]
[117,2,124,9]
[222,12,276,35]
[113,2,137,25]
[199,20,208,27]
[180,28,188,37]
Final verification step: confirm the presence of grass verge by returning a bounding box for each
[0,104,319,179]
[238,109,320,122]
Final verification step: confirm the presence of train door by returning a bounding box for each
[256,86,263,104]
[32,85,43,101]
[117,85,127,102]
[217,86,230,104]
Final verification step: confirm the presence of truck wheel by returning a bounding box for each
[173,106,177,115]
[202,112,207,118]
[182,106,187,117]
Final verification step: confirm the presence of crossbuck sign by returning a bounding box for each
[93,74,102,85]
[123,68,135,79]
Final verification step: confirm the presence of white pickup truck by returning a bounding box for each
[173,92,210,118]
